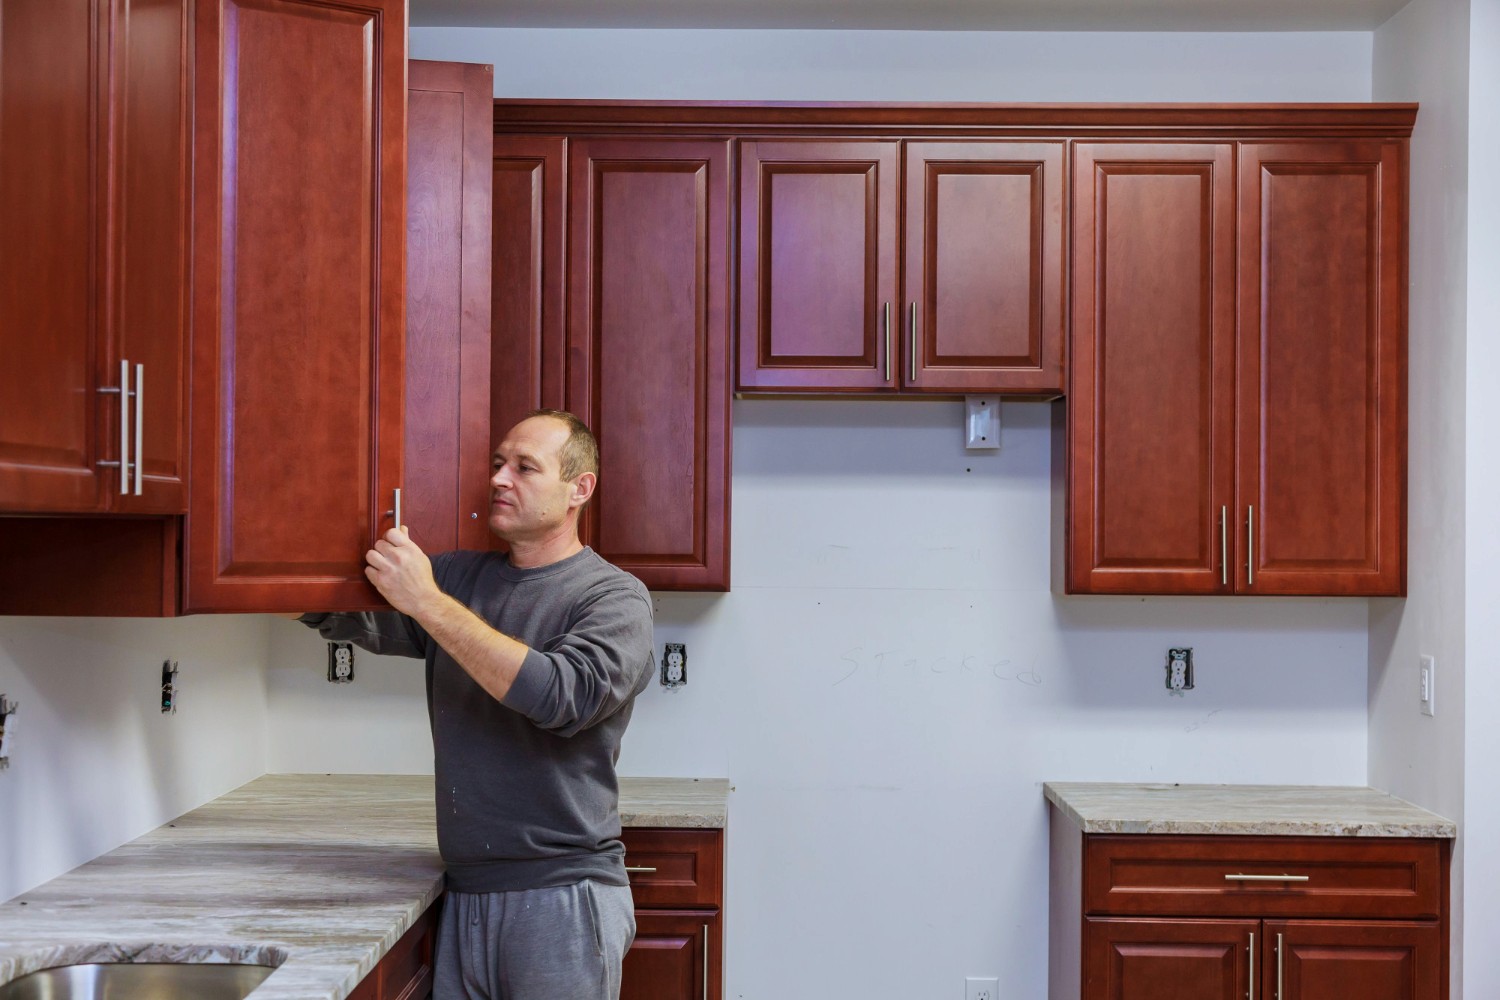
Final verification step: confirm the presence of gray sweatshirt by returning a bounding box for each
[302,546,654,893]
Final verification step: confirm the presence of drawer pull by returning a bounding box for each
[1224,873,1310,882]
[625,866,658,874]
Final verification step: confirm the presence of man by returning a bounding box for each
[299,409,654,1000]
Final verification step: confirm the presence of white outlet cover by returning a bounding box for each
[1420,654,1435,716]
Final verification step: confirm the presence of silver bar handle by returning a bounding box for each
[394,488,402,529]
[133,362,144,495]
[908,302,917,384]
[702,923,709,1000]
[1225,873,1310,882]
[1247,505,1255,586]
[1220,505,1228,586]
[624,866,657,874]
[1276,932,1284,1000]
[1248,931,1255,1000]
[882,302,891,383]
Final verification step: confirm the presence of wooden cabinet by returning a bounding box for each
[1060,833,1449,1000]
[0,0,190,515]
[404,60,494,555]
[1066,139,1407,596]
[182,0,408,612]
[621,828,724,1000]
[490,125,733,591]
[737,139,1063,393]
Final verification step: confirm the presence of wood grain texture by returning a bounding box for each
[1067,143,1235,594]
[903,141,1064,392]
[1084,917,1252,1000]
[0,0,105,511]
[622,911,720,1000]
[567,137,731,590]
[185,0,406,612]
[1268,920,1441,1000]
[405,60,493,555]
[737,140,899,391]
[1237,141,1406,596]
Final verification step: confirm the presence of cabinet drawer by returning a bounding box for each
[620,828,723,909]
[1084,835,1446,919]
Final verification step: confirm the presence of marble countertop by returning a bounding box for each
[0,773,731,998]
[1044,782,1456,838]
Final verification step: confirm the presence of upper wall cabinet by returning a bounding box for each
[736,139,1064,394]
[1067,139,1407,596]
[183,0,408,612]
[0,0,190,515]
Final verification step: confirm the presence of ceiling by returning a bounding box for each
[410,0,1412,32]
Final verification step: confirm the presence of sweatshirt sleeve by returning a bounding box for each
[298,611,429,659]
[500,584,654,737]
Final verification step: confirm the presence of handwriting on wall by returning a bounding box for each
[830,645,1044,688]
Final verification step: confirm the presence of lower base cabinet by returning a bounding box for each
[349,903,438,1000]
[1055,832,1450,1000]
[621,828,725,1000]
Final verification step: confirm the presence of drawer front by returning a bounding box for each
[1084,835,1446,919]
[621,828,723,909]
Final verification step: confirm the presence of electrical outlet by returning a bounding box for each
[161,660,179,714]
[1419,654,1435,716]
[328,642,355,683]
[0,694,17,769]
[660,643,687,689]
[966,976,999,1000]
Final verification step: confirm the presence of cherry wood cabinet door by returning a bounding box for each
[1237,142,1406,596]
[184,0,406,612]
[738,140,900,391]
[1267,921,1441,1000]
[566,138,731,591]
[903,141,1064,393]
[622,910,720,1000]
[1067,144,1236,594]
[1084,917,1254,1000]
[491,135,566,452]
[405,60,493,555]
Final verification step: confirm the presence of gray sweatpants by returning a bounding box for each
[433,881,636,1000]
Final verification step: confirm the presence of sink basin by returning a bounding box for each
[0,963,276,1000]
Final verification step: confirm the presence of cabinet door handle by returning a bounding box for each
[702,923,709,1000]
[624,866,657,874]
[384,489,403,531]
[96,359,131,493]
[1246,505,1255,586]
[1248,931,1255,1000]
[1276,931,1284,1000]
[1220,505,1228,586]
[132,362,144,496]
[908,302,917,384]
[882,301,892,383]
[1224,873,1310,882]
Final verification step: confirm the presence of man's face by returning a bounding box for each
[489,416,586,543]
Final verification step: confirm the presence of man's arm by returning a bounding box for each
[363,527,529,702]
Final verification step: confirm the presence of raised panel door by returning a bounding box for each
[1267,921,1441,1000]
[1084,917,1253,1000]
[185,0,406,612]
[1068,144,1236,594]
[406,60,493,555]
[0,0,108,511]
[566,138,730,591]
[1237,142,1405,596]
[737,140,899,391]
[622,911,719,1000]
[491,135,565,451]
[903,141,1064,392]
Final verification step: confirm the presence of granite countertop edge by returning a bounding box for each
[0,773,731,999]
[1042,781,1458,839]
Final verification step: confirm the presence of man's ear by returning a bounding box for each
[569,471,597,509]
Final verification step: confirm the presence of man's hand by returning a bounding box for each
[365,527,442,617]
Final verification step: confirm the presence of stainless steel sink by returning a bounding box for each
[0,963,276,1000]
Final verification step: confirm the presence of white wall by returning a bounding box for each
[1370,0,1471,994]
[1461,1,1500,995]
[0,616,270,900]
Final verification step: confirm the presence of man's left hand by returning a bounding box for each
[365,527,441,617]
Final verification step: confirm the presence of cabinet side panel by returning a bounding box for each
[0,0,102,510]
[187,0,406,611]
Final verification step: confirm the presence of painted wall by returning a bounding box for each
[0,616,270,900]
[1370,0,1470,995]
